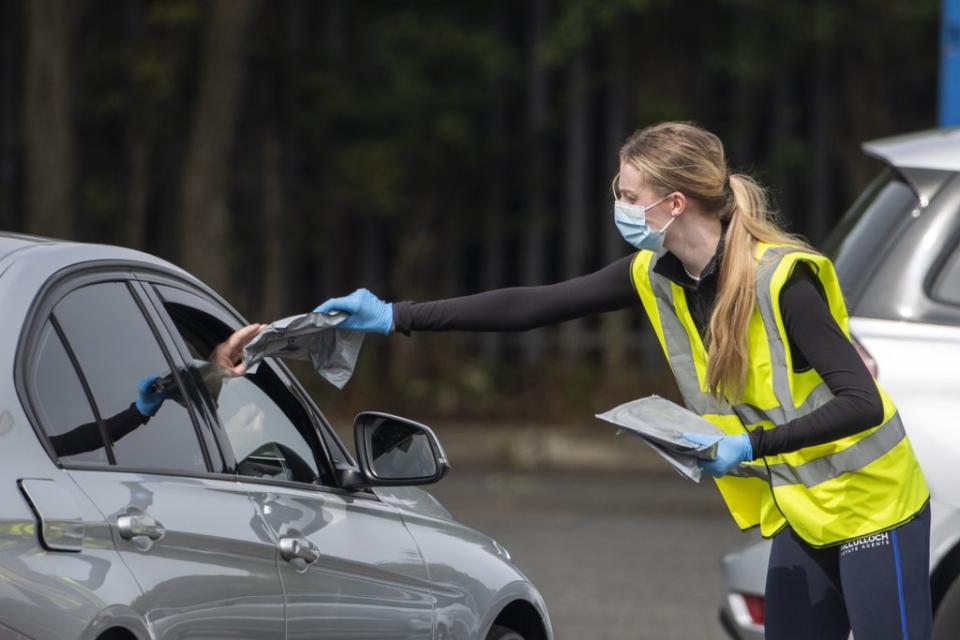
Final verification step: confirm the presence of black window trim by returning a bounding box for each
[133,274,356,468]
[126,280,216,473]
[137,271,346,488]
[131,270,356,465]
[135,281,235,474]
[46,314,117,465]
[146,280,332,482]
[15,265,216,475]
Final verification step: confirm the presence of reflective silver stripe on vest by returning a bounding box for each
[754,246,798,421]
[648,266,726,416]
[645,246,902,489]
[764,413,907,487]
[647,257,792,425]
[726,463,770,480]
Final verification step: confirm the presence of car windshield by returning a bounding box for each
[821,167,919,306]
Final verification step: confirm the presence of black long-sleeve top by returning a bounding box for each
[392,242,884,460]
[49,403,148,458]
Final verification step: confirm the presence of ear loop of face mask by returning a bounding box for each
[658,205,680,232]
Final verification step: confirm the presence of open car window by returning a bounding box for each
[151,284,335,486]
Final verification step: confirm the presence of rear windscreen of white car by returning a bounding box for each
[822,168,918,307]
[932,243,960,305]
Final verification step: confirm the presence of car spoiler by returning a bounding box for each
[863,127,960,206]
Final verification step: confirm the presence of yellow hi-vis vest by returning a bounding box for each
[630,241,929,546]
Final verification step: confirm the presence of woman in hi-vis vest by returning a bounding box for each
[315,122,931,639]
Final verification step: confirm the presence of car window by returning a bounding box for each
[932,239,960,306]
[822,168,918,306]
[156,292,330,485]
[215,375,322,483]
[31,320,110,466]
[53,282,208,473]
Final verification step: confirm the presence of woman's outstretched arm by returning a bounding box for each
[392,254,640,334]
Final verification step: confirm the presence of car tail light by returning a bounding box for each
[851,334,878,378]
[742,593,765,625]
[727,592,765,630]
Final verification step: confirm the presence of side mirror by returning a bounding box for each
[339,412,450,491]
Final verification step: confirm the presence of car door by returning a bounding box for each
[148,280,436,640]
[29,274,286,639]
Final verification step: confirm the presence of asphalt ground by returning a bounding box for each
[428,468,752,640]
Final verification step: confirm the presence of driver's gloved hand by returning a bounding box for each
[135,375,167,417]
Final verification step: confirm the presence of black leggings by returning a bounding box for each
[765,503,931,640]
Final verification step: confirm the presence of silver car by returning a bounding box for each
[0,232,553,640]
[720,127,960,639]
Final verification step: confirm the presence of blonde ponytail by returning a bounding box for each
[620,123,813,401]
[707,174,811,399]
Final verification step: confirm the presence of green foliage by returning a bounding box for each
[544,0,654,62]
[146,0,201,28]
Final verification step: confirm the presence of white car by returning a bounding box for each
[720,127,960,639]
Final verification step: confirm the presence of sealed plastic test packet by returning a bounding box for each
[595,395,726,482]
[242,311,364,389]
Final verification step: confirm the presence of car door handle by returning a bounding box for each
[117,513,166,542]
[278,535,320,564]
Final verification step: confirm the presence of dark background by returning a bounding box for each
[0,0,942,422]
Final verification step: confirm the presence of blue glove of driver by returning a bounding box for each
[314,288,394,335]
[136,375,166,417]
[683,432,753,477]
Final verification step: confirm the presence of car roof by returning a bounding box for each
[0,231,56,261]
[862,126,960,173]
[0,230,198,283]
[0,230,244,351]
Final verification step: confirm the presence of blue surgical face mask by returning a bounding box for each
[614,193,678,251]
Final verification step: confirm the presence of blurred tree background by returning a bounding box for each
[0,0,942,422]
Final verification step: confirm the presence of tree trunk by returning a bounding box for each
[23,0,75,238]
[127,139,149,249]
[522,0,549,365]
[729,13,757,166]
[123,0,148,250]
[281,0,308,313]
[808,40,833,246]
[838,51,875,207]
[179,0,258,296]
[360,224,384,297]
[318,0,344,302]
[482,21,508,365]
[767,64,792,206]
[0,0,22,230]
[260,133,284,320]
[561,52,589,363]
[602,34,629,376]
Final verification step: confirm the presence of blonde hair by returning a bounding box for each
[619,122,813,401]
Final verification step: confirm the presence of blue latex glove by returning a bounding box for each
[683,432,753,477]
[136,375,166,417]
[314,288,393,335]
